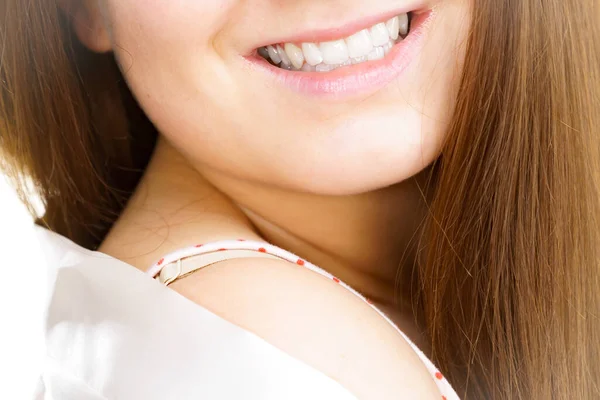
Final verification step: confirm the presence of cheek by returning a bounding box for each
[104,0,231,36]
[102,0,242,133]
[412,1,471,153]
[104,0,237,81]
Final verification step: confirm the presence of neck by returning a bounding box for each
[101,137,434,307]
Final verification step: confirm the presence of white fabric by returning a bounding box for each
[32,227,357,400]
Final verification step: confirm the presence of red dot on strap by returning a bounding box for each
[333,277,340,283]
[195,244,203,248]
[237,239,245,241]
[435,372,443,380]
[218,248,226,252]
[258,248,267,253]
[296,259,305,266]
[157,258,164,266]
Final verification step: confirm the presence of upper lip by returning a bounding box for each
[246,1,429,52]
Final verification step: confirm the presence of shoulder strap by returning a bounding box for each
[157,248,281,285]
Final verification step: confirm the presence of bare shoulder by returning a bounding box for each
[170,257,442,400]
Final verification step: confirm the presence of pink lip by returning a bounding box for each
[256,6,424,47]
[243,10,435,100]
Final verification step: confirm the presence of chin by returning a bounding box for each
[271,121,442,195]
[266,149,438,196]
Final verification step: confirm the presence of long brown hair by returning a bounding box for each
[1,0,598,398]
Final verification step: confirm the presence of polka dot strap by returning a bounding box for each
[147,239,460,400]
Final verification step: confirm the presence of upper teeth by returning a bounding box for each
[259,13,410,72]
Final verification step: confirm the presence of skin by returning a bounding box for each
[71,0,471,397]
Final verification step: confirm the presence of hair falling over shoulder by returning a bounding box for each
[1,0,599,398]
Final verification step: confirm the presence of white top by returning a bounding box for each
[32,226,459,399]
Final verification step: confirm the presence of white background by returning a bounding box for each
[0,175,45,399]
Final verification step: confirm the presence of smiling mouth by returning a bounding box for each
[256,12,413,73]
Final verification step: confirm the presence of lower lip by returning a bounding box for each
[244,10,435,100]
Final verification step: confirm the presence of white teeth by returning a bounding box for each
[386,16,400,41]
[302,43,323,66]
[319,39,350,65]
[284,43,305,69]
[277,44,291,67]
[301,63,316,72]
[351,55,368,64]
[398,13,409,36]
[315,63,334,72]
[267,45,282,64]
[370,22,390,47]
[367,46,385,61]
[345,29,373,59]
[382,41,393,55]
[259,13,410,71]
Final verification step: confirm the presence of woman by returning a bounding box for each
[1,0,598,398]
